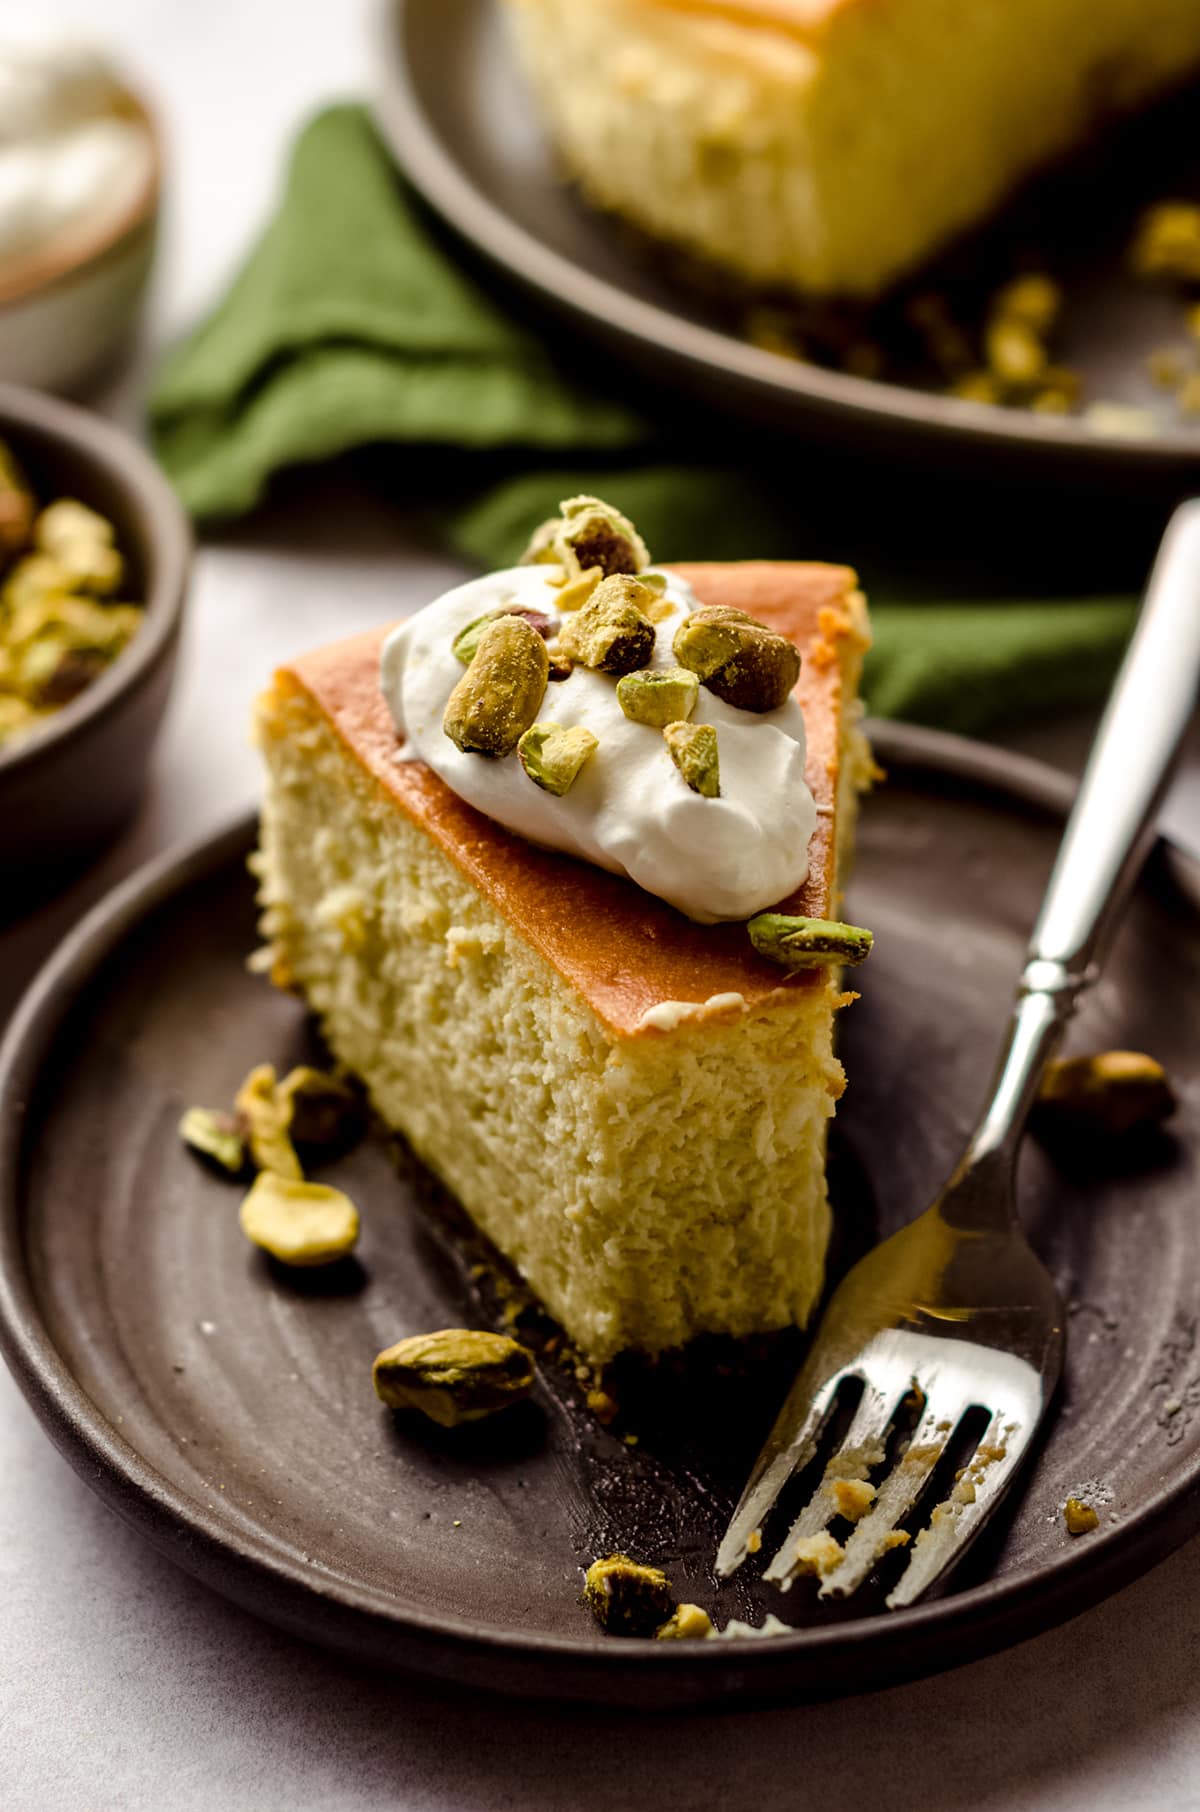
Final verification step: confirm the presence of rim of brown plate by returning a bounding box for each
[374,0,1200,475]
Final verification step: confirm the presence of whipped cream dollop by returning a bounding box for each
[0,29,152,270]
[380,566,817,924]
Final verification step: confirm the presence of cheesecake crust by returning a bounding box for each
[269,562,869,1040]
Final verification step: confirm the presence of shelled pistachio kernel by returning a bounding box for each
[555,575,656,675]
[517,721,599,796]
[372,1329,536,1428]
[178,1107,246,1175]
[1036,1050,1176,1137]
[0,438,33,555]
[583,1554,676,1637]
[748,913,874,970]
[443,614,549,756]
[663,720,719,797]
[34,497,123,595]
[672,605,800,712]
[656,1603,714,1641]
[234,1062,303,1180]
[616,665,698,728]
[452,605,556,666]
[239,1173,360,1267]
[276,1065,364,1155]
[521,493,649,579]
[1064,1498,1099,1536]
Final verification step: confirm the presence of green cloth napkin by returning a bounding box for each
[150,105,1138,734]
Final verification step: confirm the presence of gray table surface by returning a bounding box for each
[5,4,1200,1807]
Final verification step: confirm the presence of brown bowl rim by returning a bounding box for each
[0,383,190,784]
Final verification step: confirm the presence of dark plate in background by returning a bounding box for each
[376,0,1200,483]
[1,724,1199,1709]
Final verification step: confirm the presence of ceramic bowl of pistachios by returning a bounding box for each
[0,383,190,892]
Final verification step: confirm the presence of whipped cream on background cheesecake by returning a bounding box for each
[255,503,872,1360]
[502,0,1200,297]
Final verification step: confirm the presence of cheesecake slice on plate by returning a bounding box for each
[254,502,872,1361]
[502,0,1200,297]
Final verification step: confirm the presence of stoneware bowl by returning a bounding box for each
[0,89,160,395]
[0,384,190,891]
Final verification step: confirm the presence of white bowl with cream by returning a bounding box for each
[0,31,159,393]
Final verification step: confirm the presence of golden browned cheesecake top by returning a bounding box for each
[274,563,868,1039]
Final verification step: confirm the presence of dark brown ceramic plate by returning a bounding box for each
[1,723,1198,1710]
[376,0,1200,481]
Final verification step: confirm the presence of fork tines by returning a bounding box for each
[717,1333,1035,1608]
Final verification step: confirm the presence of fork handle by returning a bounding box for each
[968,500,1200,1167]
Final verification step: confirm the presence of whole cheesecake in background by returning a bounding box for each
[254,500,872,1361]
[501,0,1200,298]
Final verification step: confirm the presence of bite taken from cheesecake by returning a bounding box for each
[254,499,873,1362]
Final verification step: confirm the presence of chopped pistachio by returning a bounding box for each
[748,913,874,970]
[583,1554,675,1637]
[521,493,649,582]
[616,665,698,728]
[276,1066,365,1155]
[0,439,33,558]
[239,1173,360,1267]
[452,605,556,666]
[372,1329,536,1427]
[1036,1051,1176,1137]
[517,517,562,566]
[178,1107,246,1176]
[546,650,574,682]
[663,720,719,797]
[555,575,656,675]
[34,498,123,595]
[992,273,1061,335]
[656,1603,714,1641]
[672,605,800,712]
[443,615,549,757]
[552,566,602,613]
[1130,201,1200,283]
[234,1062,303,1180]
[517,721,599,795]
[985,318,1047,389]
[1063,1497,1099,1536]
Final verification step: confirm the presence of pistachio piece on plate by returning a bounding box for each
[673,605,801,712]
[748,913,874,969]
[517,722,599,795]
[372,1329,536,1427]
[616,665,698,728]
[276,1065,365,1156]
[178,1107,246,1176]
[582,1554,676,1637]
[1063,1498,1100,1536]
[444,615,549,756]
[238,1173,360,1267]
[663,720,719,797]
[1036,1050,1176,1137]
[234,1062,303,1180]
[656,1603,714,1641]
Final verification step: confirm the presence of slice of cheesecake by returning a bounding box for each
[502,0,1200,297]
[254,561,871,1361]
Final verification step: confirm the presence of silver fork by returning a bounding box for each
[717,500,1200,1609]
